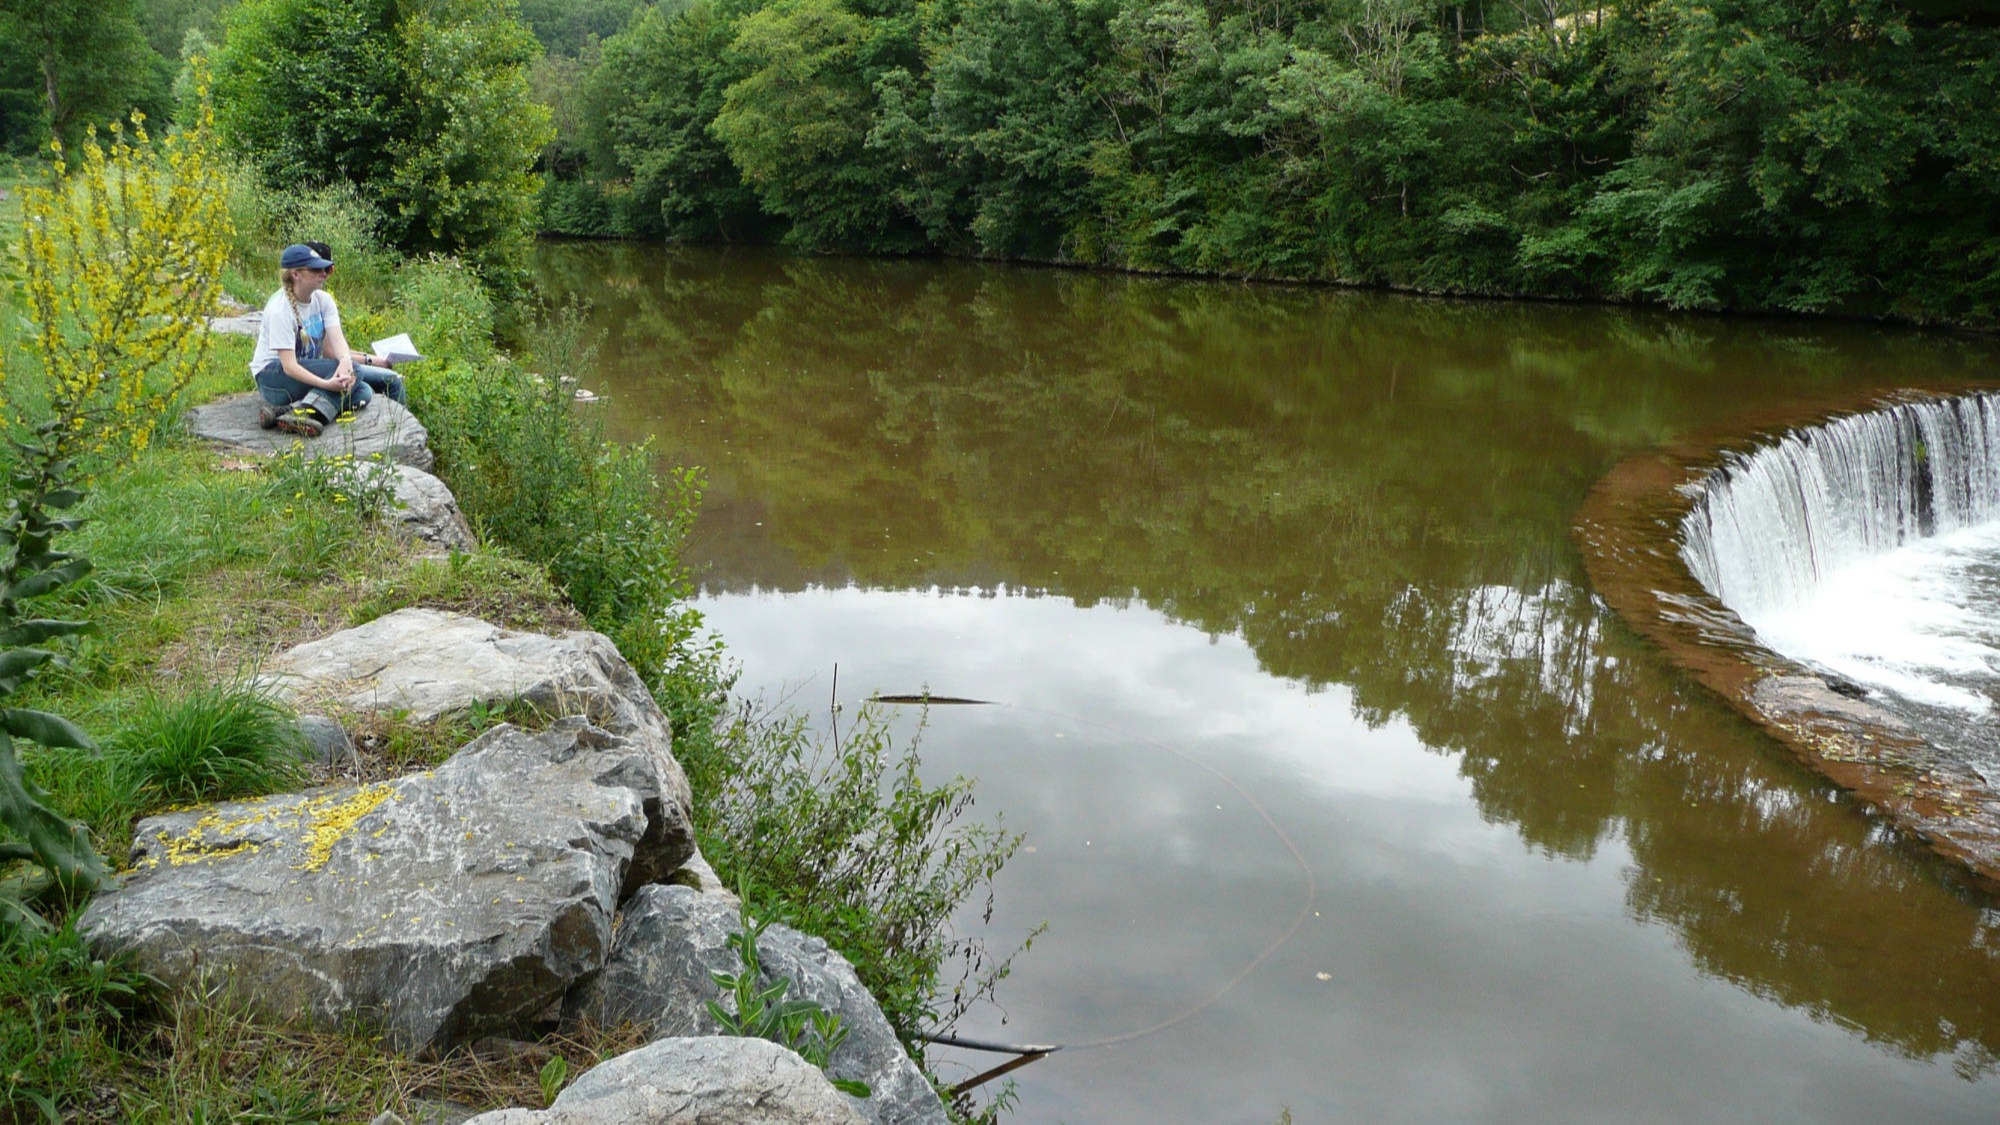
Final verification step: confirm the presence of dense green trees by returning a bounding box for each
[548,0,2000,324]
[0,0,168,153]
[2,0,547,287]
[212,0,551,279]
[0,0,245,154]
[2,1,1989,322]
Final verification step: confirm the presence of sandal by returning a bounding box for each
[274,407,325,438]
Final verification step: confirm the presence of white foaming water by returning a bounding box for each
[1745,522,2000,712]
[1680,394,2000,713]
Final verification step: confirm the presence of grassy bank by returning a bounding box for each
[0,151,1021,1122]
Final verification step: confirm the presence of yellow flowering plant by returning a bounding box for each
[0,78,231,931]
[5,94,229,464]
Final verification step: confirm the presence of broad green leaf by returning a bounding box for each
[0,739,106,893]
[0,648,57,696]
[5,556,93,602]
[0,619,94,648]
[0,708,99,752]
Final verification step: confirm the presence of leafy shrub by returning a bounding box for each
[216,168,399,314]
[394,255,498,366]
[217,157,279,297]
[690,703,1029,1050]
[708,888,869,1097]
[6,108,229,463]
[417,306,711,689]
[265,182,398,309]
[213,0,551,281]
[110,682,305,810]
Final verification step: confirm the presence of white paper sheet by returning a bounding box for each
[370,332,425,363]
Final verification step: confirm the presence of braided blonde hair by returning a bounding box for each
[279,268,312,355]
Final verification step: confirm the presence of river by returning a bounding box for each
[536,242,2000,1124]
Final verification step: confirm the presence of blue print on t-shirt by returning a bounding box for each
[300,311,326,360]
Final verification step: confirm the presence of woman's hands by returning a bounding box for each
[278,354,353,391]
[317,365,356,391]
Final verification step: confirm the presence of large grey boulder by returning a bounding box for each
[80,718,689,1051]
[260,608,672,745]
[186,391,434,470]
[259,609,693,890]
[460,1037,868,1125]
[567,886,947,1125]
[390,464,477,551]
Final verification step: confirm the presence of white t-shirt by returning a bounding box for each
[249,289,342,375]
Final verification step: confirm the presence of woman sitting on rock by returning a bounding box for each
[304,240,406,407]
[250,243,375,437]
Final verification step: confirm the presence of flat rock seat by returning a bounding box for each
[186,391,434,470]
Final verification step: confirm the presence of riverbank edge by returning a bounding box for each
[1574,380,2000,894]
[82,382,940,1112]
[533,233,2000,337]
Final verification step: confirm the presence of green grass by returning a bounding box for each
[346,551,582,634]
[109,682,307,811]
[61,446,281,611]
[0,922,142,1121]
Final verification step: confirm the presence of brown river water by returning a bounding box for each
[535,242,2000,1124]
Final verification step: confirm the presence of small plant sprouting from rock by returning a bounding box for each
[536,1054,568,1108]
[708,889,871,1099]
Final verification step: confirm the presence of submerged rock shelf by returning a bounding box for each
[1577,385,2000,891]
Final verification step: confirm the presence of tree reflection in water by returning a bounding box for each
[538,240,2000,1082]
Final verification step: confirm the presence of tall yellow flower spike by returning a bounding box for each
[7,65,232,471]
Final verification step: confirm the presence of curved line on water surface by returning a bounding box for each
[883,695,1320,1052]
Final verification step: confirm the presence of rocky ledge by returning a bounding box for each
[80,393,947,1124]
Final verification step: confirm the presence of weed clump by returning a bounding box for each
[110,682,307,811]
[686,702,1031,1055]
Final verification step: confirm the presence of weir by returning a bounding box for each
[1677,393,2000,715]
[1681,393,2000,617]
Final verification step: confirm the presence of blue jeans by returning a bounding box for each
[255,359,366,421]
[355,362,405,405]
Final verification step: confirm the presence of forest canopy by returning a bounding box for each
[547,0,2000,323]
[1,0,1995,323]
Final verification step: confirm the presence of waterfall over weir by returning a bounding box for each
[1680,393,2000,714]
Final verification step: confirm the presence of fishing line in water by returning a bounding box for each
[870,692,1320,1055]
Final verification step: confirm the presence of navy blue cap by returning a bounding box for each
[280,244,333,270]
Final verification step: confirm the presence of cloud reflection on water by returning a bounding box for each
[699,584,2000,1124]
